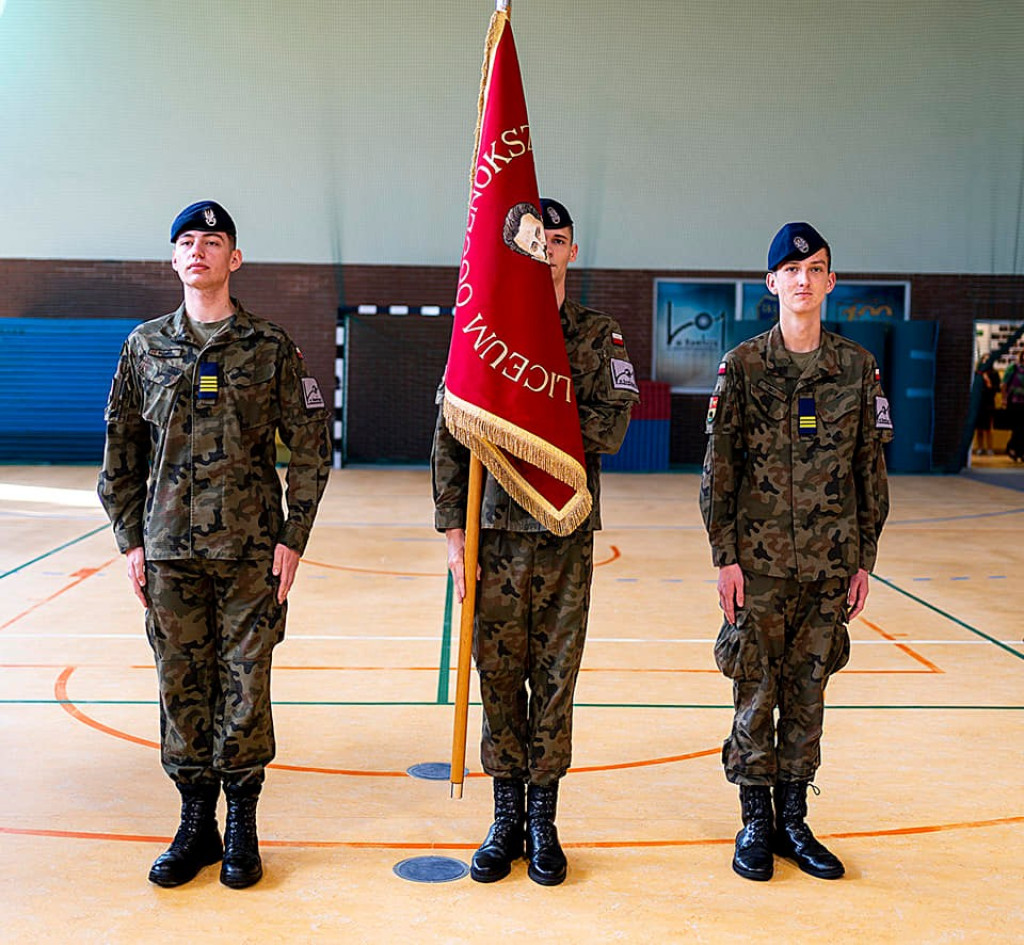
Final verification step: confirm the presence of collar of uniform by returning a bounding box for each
[167,298,256,344]
[763,323,842,378]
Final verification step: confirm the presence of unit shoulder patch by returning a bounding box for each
[875,395,893,430]
[610,358,639,393]
[302,376,326,410]
[706,394,719,427]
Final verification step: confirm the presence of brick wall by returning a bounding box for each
[1,259,1021,470]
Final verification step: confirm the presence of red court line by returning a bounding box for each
[3,815,1020,850]
[860,618,944,673]
[0,559,118,632]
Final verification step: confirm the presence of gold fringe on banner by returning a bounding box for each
[444,391,592,537]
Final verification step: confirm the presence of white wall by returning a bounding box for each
[1,0,1021,273]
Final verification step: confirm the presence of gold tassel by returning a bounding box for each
[444,392,593,537]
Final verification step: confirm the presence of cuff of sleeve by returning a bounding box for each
[278,521,311,555]
[712,547,738,568]
[434,509,467,532]
[115,527,144,554]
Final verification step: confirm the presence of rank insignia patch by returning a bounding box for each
[798,396,817,436]
[197,362,219,401]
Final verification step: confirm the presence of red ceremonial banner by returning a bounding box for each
[443,9,591,536]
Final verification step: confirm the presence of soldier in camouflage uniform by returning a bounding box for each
[700,222,892,882]
[432,199,638,886]
[98,200,331,889]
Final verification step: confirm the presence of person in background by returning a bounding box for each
[1002,348,1024,462]
[973,359,1001,456]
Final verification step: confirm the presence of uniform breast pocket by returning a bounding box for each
[747,380,788,451]
[226,357,279,431]
[817,389,861,459]
[139,354,187,425]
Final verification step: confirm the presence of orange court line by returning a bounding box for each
[34,663,937,676]
[0,558,118,632]
[570,748,719,774]
[55,667,160,750]
[3,815,1020,850]
[54,666,722,778]
[116,665,717,673]
[860,618,944,673]
[0,662,941,675]
[300,545,621,578]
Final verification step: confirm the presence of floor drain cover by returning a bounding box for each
[393,856,469,883]
[406,762,466,781]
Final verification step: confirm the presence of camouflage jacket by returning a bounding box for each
[432,297,639,533]
[98,301,332,560]
[700,324,892,581]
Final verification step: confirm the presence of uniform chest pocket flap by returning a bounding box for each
[140,352,187,388]
[138,353,188,425]
[816,388,861,434]
[226,357,279,430]
[226,358,276,388]
[751,379,789,422]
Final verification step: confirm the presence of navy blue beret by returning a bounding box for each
[540,198,573,230]
[767,221,830,271]
[170,200,236,243]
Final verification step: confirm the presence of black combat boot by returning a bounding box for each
[525,782,567,886]
[220,784,263,889]
[470,778,525,883]
[733,784,774,881]
[774,780,844,879]
[148,783,222,887]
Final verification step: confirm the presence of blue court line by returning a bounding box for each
[0,525,108,582]
[873,574,1024,663]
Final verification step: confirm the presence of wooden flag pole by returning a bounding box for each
[449,454,484,799]
[448,0,512,802]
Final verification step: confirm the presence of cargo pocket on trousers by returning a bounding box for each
[714,619,760,680]
[825,624,851,676]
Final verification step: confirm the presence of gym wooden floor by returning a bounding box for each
[1,465,1021,944]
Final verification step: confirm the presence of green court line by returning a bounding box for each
[0,524,109,581]
[873,573,1024,663]
[436,572,454,704]
[6,700,1022,710]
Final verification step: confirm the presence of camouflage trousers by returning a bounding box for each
[144,558,286,791]
[714,572,850,786]
[473,529,594,787]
